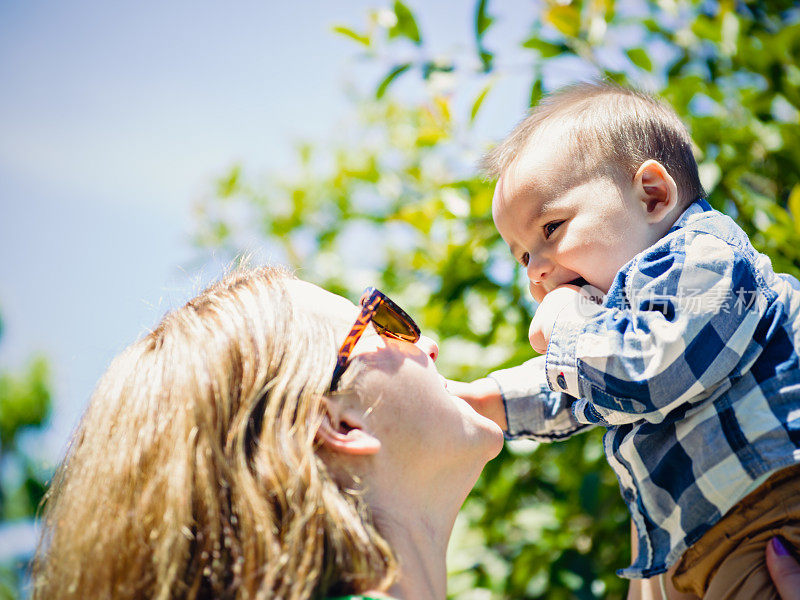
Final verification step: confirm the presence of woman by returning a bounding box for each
[31,265,799,599]
[31,266,503,599]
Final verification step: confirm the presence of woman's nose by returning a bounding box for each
[415,335,439,362]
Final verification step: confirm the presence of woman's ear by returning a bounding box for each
[633,160,679,224]
[317,399,381,456]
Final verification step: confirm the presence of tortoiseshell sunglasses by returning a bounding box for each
[329,287,421,391]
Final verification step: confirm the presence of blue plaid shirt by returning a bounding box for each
[490,199,800,578]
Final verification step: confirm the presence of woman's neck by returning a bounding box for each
[367,487,462,600]
[358,437,495,600]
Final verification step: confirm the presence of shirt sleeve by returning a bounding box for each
[489,356,593,440]
[545,230,764,426]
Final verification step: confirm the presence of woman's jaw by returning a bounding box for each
[285,279,503,497]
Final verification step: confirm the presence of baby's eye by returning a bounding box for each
[544,221,564,239]
[519,252,530,267]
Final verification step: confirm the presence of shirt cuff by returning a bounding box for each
[545,303,597,397]
[489,356,589,441]
[488,357,549,439]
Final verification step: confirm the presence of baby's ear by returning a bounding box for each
[633,160,679,224]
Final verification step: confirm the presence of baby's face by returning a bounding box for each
[492,140,658,303]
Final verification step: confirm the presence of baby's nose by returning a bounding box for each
[527,255,552,284]
[415,335,439,362]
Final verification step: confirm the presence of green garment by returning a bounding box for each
[328,596,391,600]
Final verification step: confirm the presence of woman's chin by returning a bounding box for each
[483,419,505,459]
[447,392,504,459]
[468,413,505,461]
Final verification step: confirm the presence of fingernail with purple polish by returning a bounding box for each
[772,537,791,557]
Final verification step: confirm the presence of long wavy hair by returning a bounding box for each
[32,266,396,599]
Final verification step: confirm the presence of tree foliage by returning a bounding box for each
[195,1,800,597]
[0,311,52,599]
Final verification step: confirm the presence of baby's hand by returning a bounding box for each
[529,284,596,354]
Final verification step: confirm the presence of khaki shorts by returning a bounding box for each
[671,463,800,599]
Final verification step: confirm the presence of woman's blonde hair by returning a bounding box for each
[32,266,396,599]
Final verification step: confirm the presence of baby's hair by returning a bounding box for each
[482,80,705,206]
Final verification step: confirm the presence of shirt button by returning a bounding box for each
[556,372,567,390]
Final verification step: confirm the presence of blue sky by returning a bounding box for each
[0,0,552,465]
[0,0,641,564]
[0,0,357,456]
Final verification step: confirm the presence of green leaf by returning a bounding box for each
[603,69,627,85]
[376,63,412,99]
[474,0,495,72]
[789,185,800,234]
[331,25,370,46]
[521,36,566,57]
[421,60,454,80]
[475,0,494,37]
[0,356,51,449]
[529,77,543,108]
[479,50,494,72]
[642,17,660,33]
[626,47,653,71]
[216,165,241,198]
[389,1,422,45]
[692,14,721,44]
[470,82,493,123]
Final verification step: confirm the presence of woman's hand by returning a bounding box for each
[767,537,800,600]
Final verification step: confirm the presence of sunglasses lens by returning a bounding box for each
[373,303,419,341]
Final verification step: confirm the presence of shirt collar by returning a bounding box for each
[668,197,712,234]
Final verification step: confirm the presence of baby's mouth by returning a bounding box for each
[566,277,590,288]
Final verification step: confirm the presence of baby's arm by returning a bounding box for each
[541,232,762,425]
[449,356,592,440]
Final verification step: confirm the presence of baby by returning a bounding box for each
[454,81,800,598]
